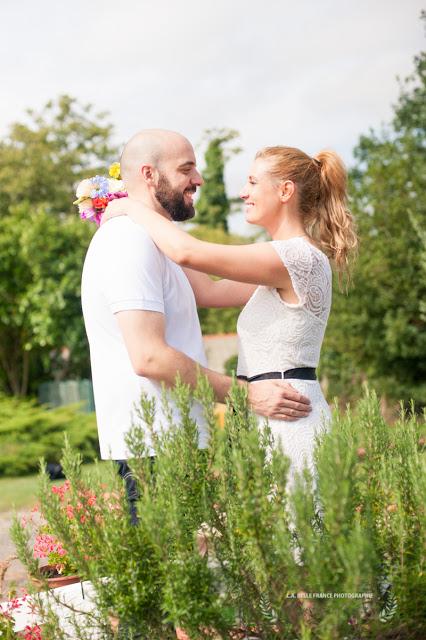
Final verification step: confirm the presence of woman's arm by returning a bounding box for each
[104,198,292,290]
[183,268,257,308]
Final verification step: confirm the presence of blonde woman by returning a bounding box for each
[104,145,357,491]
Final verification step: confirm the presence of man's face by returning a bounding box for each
[154,140,203,221]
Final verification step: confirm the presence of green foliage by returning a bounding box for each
[189,224,247,246]
[189,225,250,336]
[0,203,95,395]
[0,95,117,396]
[196,128,241,232]
[224,354,238,377]
[322,38,426,407]
[11,378,426,638]
[197,307,240,337]
[0,94,117,216]
[0,395,98,476]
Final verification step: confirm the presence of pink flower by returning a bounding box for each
[86,492,96,507]
[18,624,43,640]
[51,480,71,502]
[33,533,68,560]
[9,597,22,610]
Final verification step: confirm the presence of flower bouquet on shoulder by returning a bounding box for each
[73,162,127,225]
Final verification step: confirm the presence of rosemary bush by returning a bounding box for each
[11,378,426,639]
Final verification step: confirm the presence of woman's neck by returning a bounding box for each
[268,215,306,241]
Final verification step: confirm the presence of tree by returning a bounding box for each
[195,128,241,232]
[321,28,426,407]
[0,96,117,395]
[0,94,117,216]
[0,203,95,396]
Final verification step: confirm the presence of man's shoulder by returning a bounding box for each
[90,218,163,257]
[97,217,154,241]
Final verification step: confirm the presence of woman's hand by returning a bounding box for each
[101,198,129,225]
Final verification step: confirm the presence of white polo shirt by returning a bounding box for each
[81,217,208,459]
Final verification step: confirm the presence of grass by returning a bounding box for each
[0,474,41,512]
[0,462,112,513]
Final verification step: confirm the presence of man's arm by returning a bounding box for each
[116,309,311,421]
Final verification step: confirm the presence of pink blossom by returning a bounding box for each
[86,492,96,507]
[33,533,67,560]
[51,480,71,502]
[18,624,43,640]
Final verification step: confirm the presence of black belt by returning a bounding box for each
[237,367,316,383]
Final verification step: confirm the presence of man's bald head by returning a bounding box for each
[120,129,193,186]
[119,128,203,221]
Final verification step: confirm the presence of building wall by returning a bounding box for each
[202,333,238,374]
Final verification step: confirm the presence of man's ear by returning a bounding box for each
[140,164,157,184]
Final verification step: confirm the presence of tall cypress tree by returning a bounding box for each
[196,128,240,232]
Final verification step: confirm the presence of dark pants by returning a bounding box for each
[115,458,155,525]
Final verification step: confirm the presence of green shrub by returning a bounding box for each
[223,353,238,377]
[0,394,99,476]
[11,380,426,639]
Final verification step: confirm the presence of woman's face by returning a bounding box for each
[239,158,283,227]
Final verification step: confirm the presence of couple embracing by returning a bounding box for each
[81,128,357,519]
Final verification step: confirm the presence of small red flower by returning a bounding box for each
[92,196,108,211]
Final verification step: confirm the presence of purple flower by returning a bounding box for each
[89,175,109,199]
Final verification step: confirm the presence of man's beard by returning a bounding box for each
[154,174,196,222]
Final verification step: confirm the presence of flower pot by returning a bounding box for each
[31,565,81,589]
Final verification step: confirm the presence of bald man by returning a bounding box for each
[82,129,311,520]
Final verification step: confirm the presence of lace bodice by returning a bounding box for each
[236,237,332,377]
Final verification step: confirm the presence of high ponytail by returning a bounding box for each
[256,146,358,285]
[313,150,358,279]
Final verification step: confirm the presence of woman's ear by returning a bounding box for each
[280,179,295,203]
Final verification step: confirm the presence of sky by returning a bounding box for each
[0,0,424,233]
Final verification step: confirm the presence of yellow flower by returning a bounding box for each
[109,162,121,179]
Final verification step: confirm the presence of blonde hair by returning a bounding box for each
[256,146,358,282]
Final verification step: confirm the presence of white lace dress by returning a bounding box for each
[237,237,332,491]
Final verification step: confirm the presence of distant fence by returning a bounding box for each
[38,379,95,413]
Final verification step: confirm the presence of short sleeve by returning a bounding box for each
[100,220,165,314]
[270,238,313,305]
